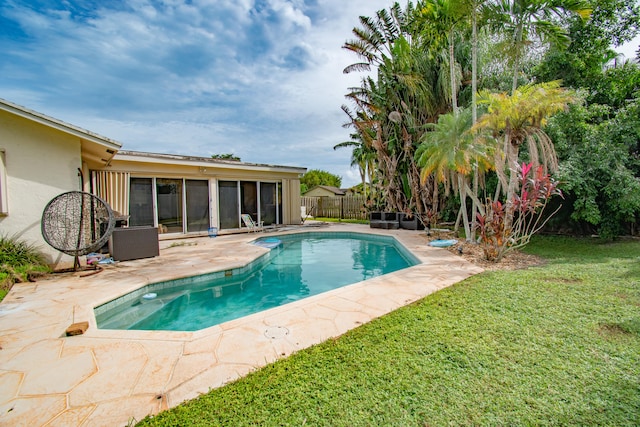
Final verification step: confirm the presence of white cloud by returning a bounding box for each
[0,0,392,187]
[267,0,311,30]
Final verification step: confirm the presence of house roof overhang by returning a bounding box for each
[0,98,307,175]
[0,98,122,165]
[114,150,307,175]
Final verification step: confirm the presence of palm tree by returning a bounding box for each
[416,108,494,239]
[414,0,470,114]
[474,80,575,225]
[343,2,413,74]
[343,4,451,221]
[484,0,591,93]
[343,3,413,212]
[479,0,589,204]
[462,0,488,238]
[334,134,376,197]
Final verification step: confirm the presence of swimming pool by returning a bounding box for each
[94,232,419,331]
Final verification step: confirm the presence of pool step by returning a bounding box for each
[97,291,189,330]
[252,238,282,249]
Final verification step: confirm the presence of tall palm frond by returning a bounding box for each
[416,108,495,239]
[474,80,575,226]
[483,0,591,92]
[343,2,413,74]
[417,108,493,183]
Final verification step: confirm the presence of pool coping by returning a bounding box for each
[93,230,421,335]
[0,223,484,426]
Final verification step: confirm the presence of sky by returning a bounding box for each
[0,0,391,187]
[618,35,640,62]
[1,1,639,188]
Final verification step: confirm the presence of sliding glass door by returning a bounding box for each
[128,178,282,232]
[260,182,277,225]
[240,181,258,223]
[129,178,154,226]
[156,179,183,233]
[218,180,281,229]
[186,180,210,232]
[129,177,210,233]
[218,181,239,229]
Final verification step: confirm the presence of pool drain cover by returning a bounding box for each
[265,326,289,339]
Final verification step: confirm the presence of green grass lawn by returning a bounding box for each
[136,237,636,425]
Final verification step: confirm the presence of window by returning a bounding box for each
[0,150,7,215]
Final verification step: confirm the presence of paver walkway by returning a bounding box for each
[0,224,483,426]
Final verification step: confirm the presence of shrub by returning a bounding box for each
[546,99,640,237]
[0,235,50,293]
[476,163,563,261]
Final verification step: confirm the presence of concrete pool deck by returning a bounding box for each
[0,223,483,426]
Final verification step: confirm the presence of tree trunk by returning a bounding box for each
[493,180,502,202]
[511,21,524,94]
[504,142,520,229]
[470,5,479,241]
[471,4,478,124]
[471,170,479,240]
[431,177,439,227]
[449,29,458,114]
[458,174,471,240]
[454,205,462,233]
[367,163,374,199]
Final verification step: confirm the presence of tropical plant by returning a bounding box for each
[531,9,640,237]
[334,133,377,197]
[476,162,562,260]
[338,0,635,243]
[545,94,640,237]
[416,108,494,238]
[414,0,469,113]
[343,2,416,73]
[534,0,639,91]
[474,80,575,226]
[484,0,591,93]
[343,2,453,224]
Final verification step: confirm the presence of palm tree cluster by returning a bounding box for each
[336,0,590,245]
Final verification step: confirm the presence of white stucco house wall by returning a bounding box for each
[0,99,121,267]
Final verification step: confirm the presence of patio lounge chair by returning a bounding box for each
[241,213,264,232]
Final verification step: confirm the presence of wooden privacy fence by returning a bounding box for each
[301,196,367,220]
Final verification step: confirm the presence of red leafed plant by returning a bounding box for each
[476,162,562,261]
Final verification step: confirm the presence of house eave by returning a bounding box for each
[114,150,307,175]
[0,98,122,164]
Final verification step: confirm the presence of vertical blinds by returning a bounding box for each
[92,171,130,216]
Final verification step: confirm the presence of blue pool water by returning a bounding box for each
[94,232,418,331]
